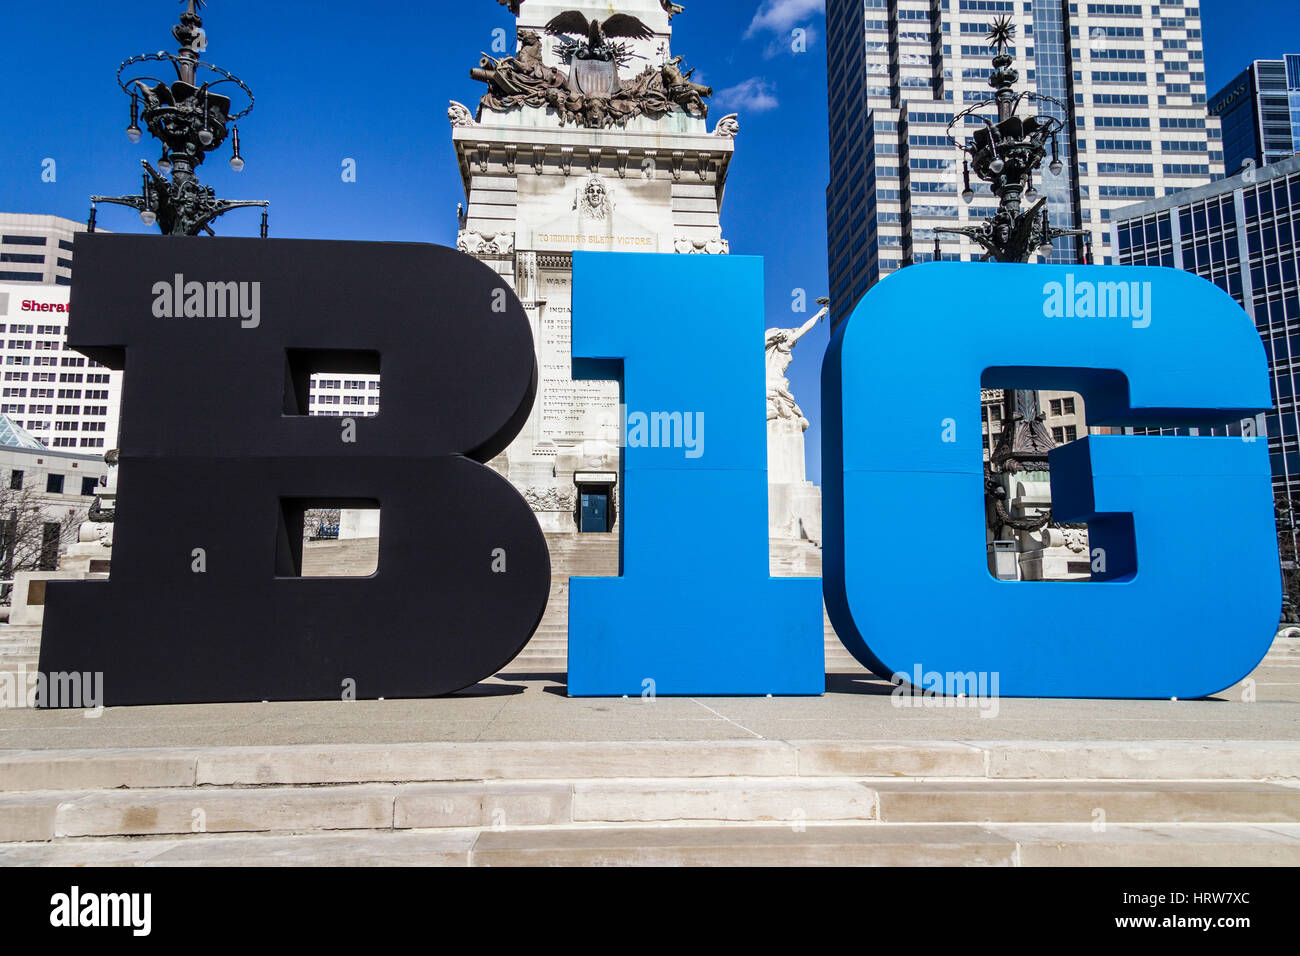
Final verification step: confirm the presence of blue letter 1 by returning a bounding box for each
[824,263,1279,699]
[568,252,823,695]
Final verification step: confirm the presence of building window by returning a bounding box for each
[39,522,60,570]
[46,473,64,494]
[81,476,99,497]
[1050,397,1077,416]
[9,470,22,490]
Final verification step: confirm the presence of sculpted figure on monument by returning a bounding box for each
[470,29,568,113]
[660,56,712,117]
[765,301,827,429]
[80,449,119,547]
[544,10,654,63]
[447,100,476,127]
[574,176,614,221]
[469,23,713,128]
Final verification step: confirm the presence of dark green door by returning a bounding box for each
[579,490,609,533]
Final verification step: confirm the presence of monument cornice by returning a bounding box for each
[451,122,734,191]
[451,123,736,155]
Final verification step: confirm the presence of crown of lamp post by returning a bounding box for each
[930,17,1093,532]
[934,16,1084,263]
[89,0,268,237]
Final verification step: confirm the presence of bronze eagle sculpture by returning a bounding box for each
[544,10,655,50]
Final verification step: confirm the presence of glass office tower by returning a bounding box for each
[1209,54,1300,176]
[827,0,1224,330]
[1114,153,1300,504]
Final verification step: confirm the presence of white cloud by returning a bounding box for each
[745,0,826,39]
[714,77,780,112]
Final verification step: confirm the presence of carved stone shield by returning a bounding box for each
[569,58,620,96]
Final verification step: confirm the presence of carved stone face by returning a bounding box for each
[585,179,605,208]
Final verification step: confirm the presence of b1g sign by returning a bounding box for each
[40,239,1279,706]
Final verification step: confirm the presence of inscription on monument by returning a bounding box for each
[538,274,617,443]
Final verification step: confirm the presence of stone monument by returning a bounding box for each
[60,449,118,576]
[985,418,1091,581]
[454,0,739,534]
[766,303,825,544]
[10,449,116,626]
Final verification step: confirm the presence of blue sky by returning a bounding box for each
[0,0,1296,483]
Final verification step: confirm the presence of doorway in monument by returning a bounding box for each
[578,485,613,533]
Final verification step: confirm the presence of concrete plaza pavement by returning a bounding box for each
[1,655,1296,750]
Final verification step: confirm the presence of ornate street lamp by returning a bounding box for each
[935,17,1089,531]
[937,17,1083,264]
[88,0,268,237]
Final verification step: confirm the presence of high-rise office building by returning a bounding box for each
[0,214,91,286]
[1209,53,1300,176]
[826,0,1224,330]
[1113,153,1300,512]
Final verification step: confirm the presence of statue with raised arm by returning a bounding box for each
[765,298,828,429]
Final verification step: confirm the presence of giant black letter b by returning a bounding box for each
[39,236,549,706]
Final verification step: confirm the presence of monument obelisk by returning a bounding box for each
[452,0,737,534]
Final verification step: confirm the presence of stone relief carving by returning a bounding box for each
[713,113,740,137]
[457,230,514,256]
[524,487,577,512]
[1061,528,1089,553]
[515,251,538,301]
[470,30,713,130]
[573,175,614,222]
[447,100,476,127]
[674,235,729,255]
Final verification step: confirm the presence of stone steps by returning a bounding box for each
[12,778,1294,843]
[4,823,1298,866]
[4,740,1297,790]
[507,532,866,673]
[0,627,47,694]
[0,740,1297,865]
